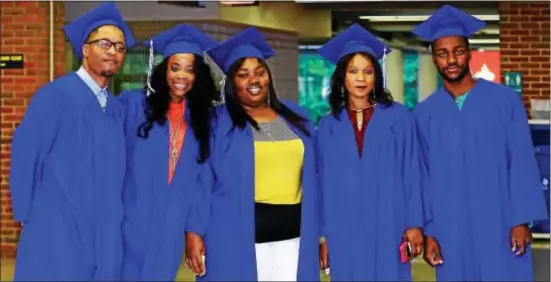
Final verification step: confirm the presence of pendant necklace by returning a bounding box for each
[169,117,184,173]
[351,103,377,130]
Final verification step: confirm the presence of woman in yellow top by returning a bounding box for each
[185,27,321,281]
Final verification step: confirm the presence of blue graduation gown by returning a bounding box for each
[189,101,320,281]
[119,90,211,281]
[316,102,425,281]
[414,79,548,281]
[10,73,126,281]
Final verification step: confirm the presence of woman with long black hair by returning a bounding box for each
[118,24,220,281]
[316,24,426,281]
[184,27,320,282]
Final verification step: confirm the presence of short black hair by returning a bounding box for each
[85,25,123,42]
[430,36,470,55]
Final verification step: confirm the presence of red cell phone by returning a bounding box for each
[400,241,412,263]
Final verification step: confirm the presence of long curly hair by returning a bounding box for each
[137,55,221,164]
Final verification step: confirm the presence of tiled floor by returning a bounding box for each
[0,257,441,281]
[0,258,435,281]
[2,243,548,281]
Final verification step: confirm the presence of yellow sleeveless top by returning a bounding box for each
[253,116,304,204]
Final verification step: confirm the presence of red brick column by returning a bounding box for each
[0,1,65,258]
[499,1,550,111]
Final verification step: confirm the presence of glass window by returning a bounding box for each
[70,47,164,96]
[403,51,419,110]
[298,51,334,125]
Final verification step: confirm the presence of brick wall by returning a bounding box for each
[0,1,66,258]
[499,1,550,112]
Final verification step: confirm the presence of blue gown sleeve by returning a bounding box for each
[506,93,548,227]
[94,179,124,280]
[10,86,59,223]
[288,101,324,239]
[402,111,426,229]
[118,90,145,141]
[94,95,127,280]
[314,123,326,238]
[413,107,435,236]
[186,130,215,236]
[186,160,213,236]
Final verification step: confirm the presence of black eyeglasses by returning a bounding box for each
[86,38,127,53]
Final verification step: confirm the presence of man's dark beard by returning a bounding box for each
[100,70,115,78]
[438,65,470,83]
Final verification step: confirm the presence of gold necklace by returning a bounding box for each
[350,103,377,130]
[168,117,184,172]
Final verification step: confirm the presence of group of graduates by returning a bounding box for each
[9,2,548,281]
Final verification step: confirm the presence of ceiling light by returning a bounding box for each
[299,45,322,50]
[478,28,499,35]
[468,38,499,44]
[220,1,258,6]
[359,15,499,22]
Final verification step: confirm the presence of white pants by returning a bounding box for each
[255,237,300,281]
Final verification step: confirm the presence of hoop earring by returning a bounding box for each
[341,86,345,99]
[267,92,271,107]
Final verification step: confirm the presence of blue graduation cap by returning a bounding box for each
[318,23,391,65]
[318,23,392,88]
[144,24,218,97]
[145,24,218,58]
[412,4,487,42]
[207,27,276,74]
[63,2,136,59]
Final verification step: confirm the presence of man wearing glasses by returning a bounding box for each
[9,2,135,280]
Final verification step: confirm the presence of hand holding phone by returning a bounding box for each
[400,241,412,263]
[321,267,330,276]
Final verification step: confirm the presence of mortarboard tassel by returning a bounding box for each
[218,75,226,105]
[382,45,387,91]
[146,38,156,97]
